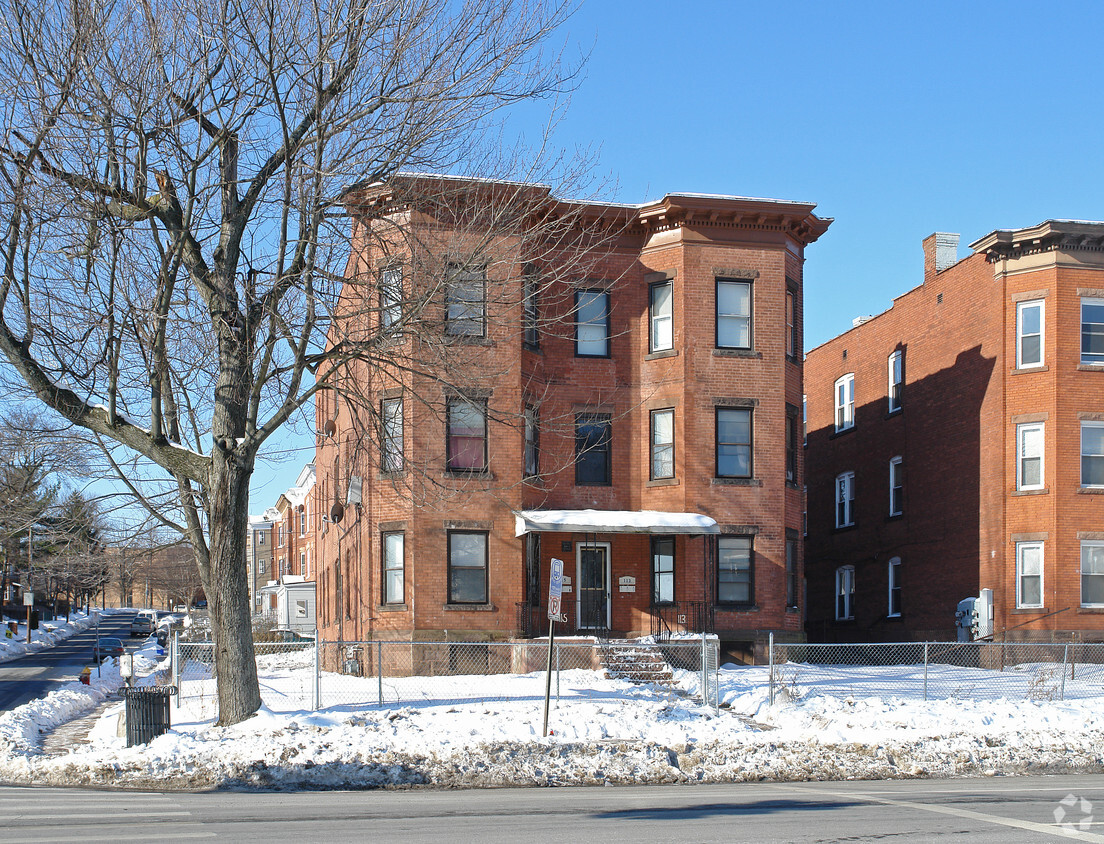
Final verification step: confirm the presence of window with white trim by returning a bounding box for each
[887,557,901,617]
[575,289,610,357]
[785,289,796,358]
[834,373,855,432]
[445,264,486,336]
[649,280,673,352]
[523,404,539,479]
[888,350,903,412]
[1082,422,1104,488]
[715,278,752,349]
[835,471,855,528]
[383,532,404,605]
[381,397,404,472]
[651,537,674,604]
[1016,541,1043,608]
[523,269,539,348]
[650,408,674,480]
[1082,298,1104,364]
[1016,299,1043,368]
[1016,422,1044,490]
[1082,541,1104,608]
[889,456,903,516]
[380,265,403,332]
[835,566,855,620]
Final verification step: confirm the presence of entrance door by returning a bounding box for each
[576,543,610,630]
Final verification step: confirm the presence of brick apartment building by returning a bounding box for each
[805,221,1104,643]
[313,176,830,660]
[251,464,317,627]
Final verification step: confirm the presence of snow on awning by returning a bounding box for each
[514,509,719,537]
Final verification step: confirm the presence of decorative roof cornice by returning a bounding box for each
[971,220,1104,263]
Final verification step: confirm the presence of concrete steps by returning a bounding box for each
[600,640,676,686]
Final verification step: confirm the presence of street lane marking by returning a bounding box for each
[786,784,1104,843]
[8,811,192,821]
[19,831,214,843]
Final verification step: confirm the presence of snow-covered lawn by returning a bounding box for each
[0,610,96,664]
[2,647,1103,790]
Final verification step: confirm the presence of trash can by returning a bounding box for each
[123,686,176,746]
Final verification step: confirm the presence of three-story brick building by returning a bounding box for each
[805,221,1104,643]
[314,176,830,661]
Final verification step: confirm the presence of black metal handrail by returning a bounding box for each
[649,601,712,641]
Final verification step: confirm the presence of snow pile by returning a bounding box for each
[2,651,1103,790]
[0,611,95,664]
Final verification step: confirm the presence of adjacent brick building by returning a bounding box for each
[805,221,1104,643]
[313,176,830,660]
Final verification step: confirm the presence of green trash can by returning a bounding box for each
[123,686,176,746]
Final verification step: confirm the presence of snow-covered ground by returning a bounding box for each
[0,610,95,664]
[2,646,1103,790]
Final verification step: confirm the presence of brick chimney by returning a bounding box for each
[922,232,960,280]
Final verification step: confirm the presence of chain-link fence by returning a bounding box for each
[768,639,1104,703]
[170,635,719,715]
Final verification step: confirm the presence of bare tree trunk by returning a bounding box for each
[208,454,261,725]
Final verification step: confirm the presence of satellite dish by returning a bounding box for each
[330,502,345,524]
[322,419,337,437]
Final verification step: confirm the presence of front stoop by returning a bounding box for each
[600,640,676,685]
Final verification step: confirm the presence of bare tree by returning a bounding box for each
[0,0,587,724]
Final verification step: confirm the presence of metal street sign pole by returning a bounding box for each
[542,557,565,737]
[23,590,33,645]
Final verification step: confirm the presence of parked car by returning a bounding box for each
[93,636,124,662]
[130,616,154,638]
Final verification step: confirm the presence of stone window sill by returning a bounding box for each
[647,477,680,488]
[377,604,408,613]
[715,604,759,612]
[1077,607,1104,614]
[645,349,679,361]
[712,477,762,487]
[1011,487,1049,496]
[1077,364,1104,372]
[712,348,761,359]
[1078,488,1104,495]
[1011,607,1047,614]
[1011,365,1049,375]
[829,426,855,440]
[442,603,496,612]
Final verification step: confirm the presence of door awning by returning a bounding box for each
[514,509,719,536]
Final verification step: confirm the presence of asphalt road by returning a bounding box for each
[2,775,1103,842]
[0,610,140,712]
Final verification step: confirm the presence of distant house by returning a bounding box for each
[805,222,1104,643]
[259,575,316,633]
[313,175,830,662]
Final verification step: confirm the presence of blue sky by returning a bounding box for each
[249,0,1104,510]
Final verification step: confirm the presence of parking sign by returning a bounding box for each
[548,557,564,619]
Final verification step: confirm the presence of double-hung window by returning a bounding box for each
[786,405,799,483]
[448,531,487,604]
[575,413,611,485]
[383,532,404,604]
[445,265,485,336]
[381,397,404,472]
[836,471,855,528]
[523,270,539,348]
[715,278,752,349]
[575,289,610,357]
[889,457,903,515]
[1082,541,1104,607]
[1082,422,1104,488]
[887,557,902,617]
[785,289,796,359]
[650,409,675,480]
[446,397,487,473]
[380,265,403,332]
[834,374,855,432]
[716,407,752,478]
[649,280,673,352]
[651,537,674,604]
[717,536,752,605]
[835,566,855,620]
[1016,423,1044,490]
[1082,298,1104,364]
[1016,300,1044,368]
[888,350,903,412]
[1016,541,1043,608]
[523,405,539,478]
